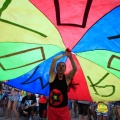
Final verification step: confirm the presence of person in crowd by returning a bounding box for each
[73,100,78,118]
[35,94,39,116]
[0,82,11,117]
[68,99,73,117]
[90,102,97,120]
[109,101,116,120]
[21,92,36,120]
[17,90,23,118]
[0,82,3,109]
[48,49,77,120]
[5,87,20,120]
[96,101,109,120]
[39,94,48,120]
[77,100,90,120]
[114,101,120,120]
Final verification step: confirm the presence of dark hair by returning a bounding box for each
[56,62,66,73]
[56,62,66,67]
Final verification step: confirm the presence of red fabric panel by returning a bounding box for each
[66,55,92,101]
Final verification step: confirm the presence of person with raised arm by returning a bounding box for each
[48,49,77,120]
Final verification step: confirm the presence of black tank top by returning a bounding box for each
[49,74,68,108]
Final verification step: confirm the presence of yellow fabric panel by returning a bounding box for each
[76,56,120,102]
[0,0,65,49]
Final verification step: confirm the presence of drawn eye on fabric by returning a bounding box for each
[0,47,45,70]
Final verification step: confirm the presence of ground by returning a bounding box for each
[0,108,79,120]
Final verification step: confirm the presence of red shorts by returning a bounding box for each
[48,105,71,120]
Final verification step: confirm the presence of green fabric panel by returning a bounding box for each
[0,42,63,80]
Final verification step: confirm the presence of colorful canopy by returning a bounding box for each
[0,0,120,102]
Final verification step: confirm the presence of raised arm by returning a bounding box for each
[66,51,77,84]
[49,53,66,83]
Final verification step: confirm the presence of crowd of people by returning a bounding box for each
[68,100,120,120]
[0,84,120,120]
[0,50,120,120]
[0,82,48,120]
